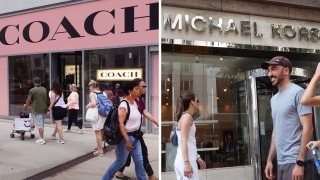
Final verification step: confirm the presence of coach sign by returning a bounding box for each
[0,0,158,56]
[97,68,143,81]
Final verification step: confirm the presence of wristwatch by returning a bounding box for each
[296,160,305,167]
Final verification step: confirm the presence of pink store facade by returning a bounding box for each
[0,0,159,133]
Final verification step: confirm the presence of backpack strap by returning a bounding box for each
[120,100,130,124]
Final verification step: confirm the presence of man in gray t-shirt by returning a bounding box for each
[262,56,317,180]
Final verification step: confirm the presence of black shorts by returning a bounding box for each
[52,106,67,120]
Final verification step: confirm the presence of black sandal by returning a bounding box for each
[115,175,131,180]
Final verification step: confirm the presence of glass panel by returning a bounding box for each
[51,51,83,123]
[83,47,146,124]
[161,53,251,172]
[8,54,50,116]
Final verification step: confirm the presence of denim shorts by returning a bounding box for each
[32,114,44,128]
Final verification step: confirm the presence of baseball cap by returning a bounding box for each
[261,56,292,73]
[33,77,41,86]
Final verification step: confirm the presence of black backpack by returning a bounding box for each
[103,100,130,145]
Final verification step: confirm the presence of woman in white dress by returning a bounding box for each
[174,92,206,180]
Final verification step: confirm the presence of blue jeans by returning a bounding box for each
[102,136,146,180]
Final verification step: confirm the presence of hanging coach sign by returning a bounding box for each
[162,6,320,49]
[0,0,158,56]
[97,68,143,81]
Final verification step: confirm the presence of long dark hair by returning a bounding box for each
[176,92,195,121]
[51,80,63,96]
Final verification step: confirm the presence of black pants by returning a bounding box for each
[118,136,154,177]
[67,109,82,130]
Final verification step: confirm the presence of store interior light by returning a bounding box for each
[167,78,170,81]
[128,52,132,59]
[224,88,227,92]
[166,89,170,92]
[216,97,219,100]
[220,56,223,61]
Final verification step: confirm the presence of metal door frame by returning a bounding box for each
[245,68,309,180]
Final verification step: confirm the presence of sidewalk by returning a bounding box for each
[0,120,159,180]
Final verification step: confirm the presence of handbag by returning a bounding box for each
[170,126,178,147]
[85,107,99,122]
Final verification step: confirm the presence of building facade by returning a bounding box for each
[161,0,320,179]
[0,0,159,133]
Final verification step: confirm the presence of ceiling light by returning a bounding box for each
[224,89,227,92]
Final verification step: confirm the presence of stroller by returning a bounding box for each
[10,112,35,140]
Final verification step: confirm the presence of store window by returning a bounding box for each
[83,46,146,118]
[161,53,252,172]
[8,54,49,116]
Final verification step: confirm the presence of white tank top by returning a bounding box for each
[49,91,66,108]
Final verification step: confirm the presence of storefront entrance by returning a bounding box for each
[245,68,310,180]
[51,51,83,123]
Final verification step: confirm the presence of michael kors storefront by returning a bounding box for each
[0,0,159,133]
[161,5,320,180]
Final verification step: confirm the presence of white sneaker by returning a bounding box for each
[63,129,71,133]
[37,138,46,145]
[78,129,84,134]
[57,139,65,144]
[50,135,56,140]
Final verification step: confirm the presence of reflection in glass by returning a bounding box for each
[161,54,253,171]
[8,54,49,116]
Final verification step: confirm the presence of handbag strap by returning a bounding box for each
[53,94,61,107]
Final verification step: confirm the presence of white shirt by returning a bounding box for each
[118,100,141,132]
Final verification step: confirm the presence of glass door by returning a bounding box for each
[51,51,83,123]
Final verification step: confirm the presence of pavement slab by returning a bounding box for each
[0,120,159,180]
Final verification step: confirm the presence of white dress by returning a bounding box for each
[174,121,198,180]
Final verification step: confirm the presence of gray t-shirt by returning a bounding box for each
[271,83,312,164]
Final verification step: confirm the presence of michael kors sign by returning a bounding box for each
[162,7,320,49]
[97,69,143,81]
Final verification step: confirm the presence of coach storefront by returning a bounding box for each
[0,0,159,133]
[161,5,320,180]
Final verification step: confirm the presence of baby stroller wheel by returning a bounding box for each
[30,134,35,138]
[10,133,14,138]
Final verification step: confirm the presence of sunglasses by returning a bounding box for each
[140,85,147,88]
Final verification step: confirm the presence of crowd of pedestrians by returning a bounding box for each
[23,77,158,180]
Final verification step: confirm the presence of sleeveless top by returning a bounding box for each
[176,112,197,162]
[49,91,66,108]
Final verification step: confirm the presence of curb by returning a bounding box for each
[24,145,115,180]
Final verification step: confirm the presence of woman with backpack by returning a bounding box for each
[174,92,206,180]
[86,80,104,157]
[116,78,159,180]
[102,81,146,180]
